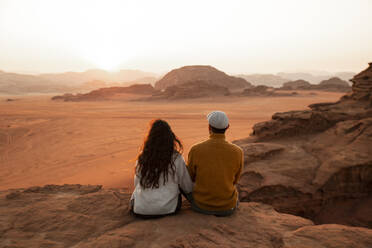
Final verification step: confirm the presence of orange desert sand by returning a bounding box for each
[0,91,344,191]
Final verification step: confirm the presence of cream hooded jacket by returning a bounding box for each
[131,153,193,215]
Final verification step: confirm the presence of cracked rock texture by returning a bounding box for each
[235,63,372,228]
[1,184,372,248]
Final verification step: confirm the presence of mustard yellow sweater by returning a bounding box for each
[187,133,244,211]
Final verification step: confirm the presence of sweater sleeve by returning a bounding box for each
[176,154,193,193]
[134,161,140,188]
[187,147,196,182]
[134,174,139,188]
[131,161,140,201]
[233,150,244,185]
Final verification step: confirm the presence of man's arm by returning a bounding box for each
[233,150,244,185]
[187,147,196,182]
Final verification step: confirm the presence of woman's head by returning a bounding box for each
[137,119,183,189]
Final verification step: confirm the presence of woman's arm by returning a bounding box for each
[134,161,140,188]
[176,155,193,193]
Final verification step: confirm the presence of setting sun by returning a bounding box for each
[1,0,371,73]
[80,45,132,71]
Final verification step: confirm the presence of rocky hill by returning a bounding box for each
[236,74,289,87]
[234,63,372,229]
[281,80,312,90]
[39,69,157,86]
[154,65,252,90]
[1,184,371,247]
[351,62,372,101]
[0,69,157,94]
[148,80,230,100]
[51,84,156,101]
[316,77,351,91]
[280,77,351,92]
[0,71,73,94]
[239,85,298,97]
[237,72,355,87]
[277,72,355,84]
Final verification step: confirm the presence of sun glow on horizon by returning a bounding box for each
[0,0,371,73]
[54,1,138,71]
[79,42,133,71]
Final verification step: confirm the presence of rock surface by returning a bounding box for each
[350,62,372,101]
[148,80,230,100]
[235,63,372,228]
[277,72,355,84]
[51,84,157,101]
[280,78,351,92]
[1,184,372,248]
[240,85,298,97]
[154,65,251,90]
[317,77,350,90]
[236,74,289,87]
[0,69,157,94]
[281,80,312,90]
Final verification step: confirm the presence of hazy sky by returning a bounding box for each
[0,0,371,74]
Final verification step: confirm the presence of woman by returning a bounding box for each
[131,119,193,218]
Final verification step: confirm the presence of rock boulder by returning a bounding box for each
[154,65,251,90]
[235,63,372,228]
[1,184,371,248]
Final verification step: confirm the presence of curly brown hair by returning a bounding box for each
[136,119,183,189]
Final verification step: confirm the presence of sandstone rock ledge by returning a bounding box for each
[234,63,372,228]
[1,184,372,248]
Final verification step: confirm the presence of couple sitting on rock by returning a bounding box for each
[131,111,244,218]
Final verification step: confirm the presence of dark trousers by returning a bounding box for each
[180,188,237,217]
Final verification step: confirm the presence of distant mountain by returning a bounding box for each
[125,76,158,85]
[277,72,355,84]
[0,69,158,94]
[51,84,156,101]
[155,65,252,90]
[236,74,289,87]
[277,72,329,84]
[279,77,351,92]
[334,72,356,81]
[236,71,355,87]
[317,77,350,91]
[282,80,312,90]
[39,69,157,85]
[0,71,71,94]
[150,80,230,100]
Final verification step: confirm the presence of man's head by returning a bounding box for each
[207,111,229,134]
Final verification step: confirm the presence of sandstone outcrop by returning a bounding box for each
[240,85,298,97]
[154,65,251,90]
[281,80,312,90]
[236,74,289,87]
[2,184,372,248]
[0,69,157,94]
[234,63,372,228]
[316,77,351,92]
[51,84,157,101]
[349,62,372,101]
[279,77,351,92]
[277,72,355,84]
[148,80,230,100]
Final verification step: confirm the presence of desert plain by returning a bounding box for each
[0,91,344,191]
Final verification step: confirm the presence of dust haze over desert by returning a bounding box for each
[1,1,372,247]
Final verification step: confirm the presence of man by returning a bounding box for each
[187,111,244,216]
